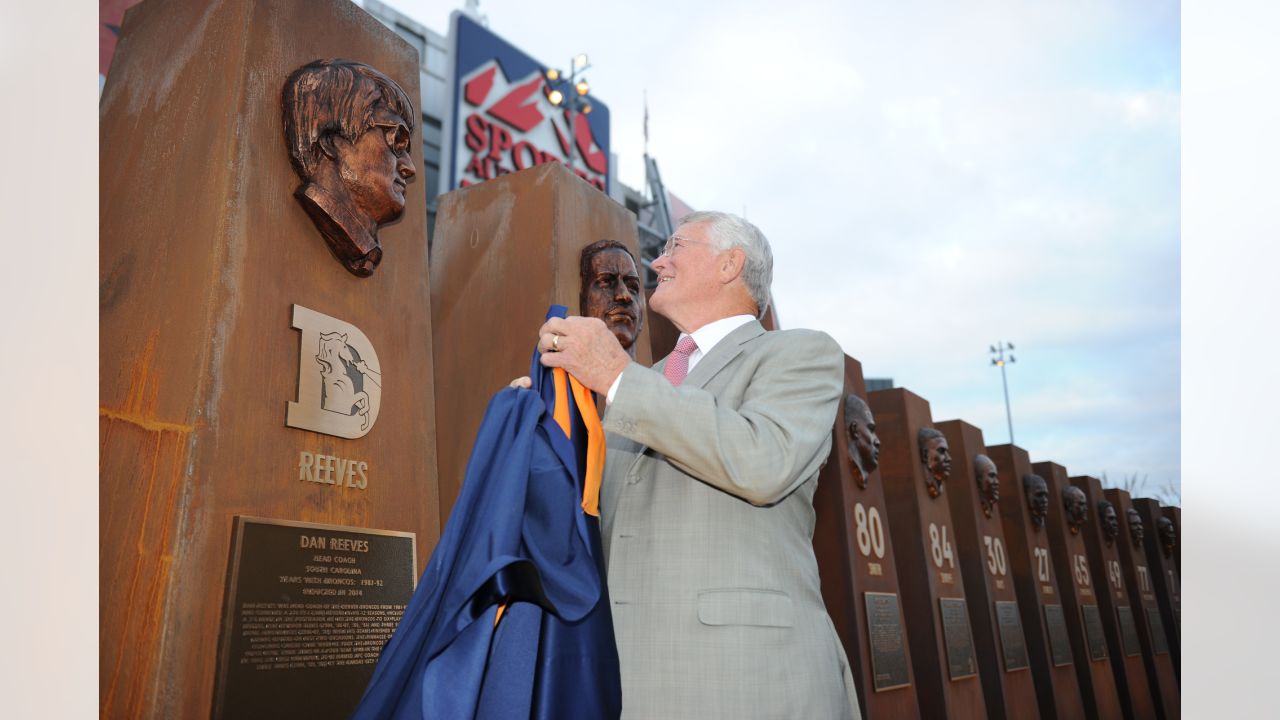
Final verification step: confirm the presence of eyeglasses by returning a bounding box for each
[660,235,714,257]
[370,121,412,157]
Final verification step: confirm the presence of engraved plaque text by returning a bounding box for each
[864,592,911,691]
[213,516,417,720]
[939,597,978,680]
[995,600,1029,671]
[1117,606,1141,657]
[1147,606,1170,655]
[1045,603,1073,667]
[1081,604,1108,661]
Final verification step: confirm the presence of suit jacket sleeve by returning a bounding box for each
[603,328,843,506]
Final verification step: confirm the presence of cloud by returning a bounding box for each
[374,0,1179,494]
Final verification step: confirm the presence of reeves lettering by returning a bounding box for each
[298,451,368,489]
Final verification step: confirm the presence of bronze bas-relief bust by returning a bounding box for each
[579,240,644,355]
[283,59,417,277]
[1098,500,1119,546]
[917,428,951,498]
[1063,485,1088,535]
[1157,516,1177,558]
[1126,507,1145,548]
[845,394,880,489]
[974,454,1000,517]
[1024,473,1049,529]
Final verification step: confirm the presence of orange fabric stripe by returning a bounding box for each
[551,368,605,516]
[568,375,605,517]
[495,600,508,626]
[552,368,571,438]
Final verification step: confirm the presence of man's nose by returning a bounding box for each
[614,282,633,302]
[652,254,669,273]
[398,155,416,179]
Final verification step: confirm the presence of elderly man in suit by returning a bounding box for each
[538,211,860,719]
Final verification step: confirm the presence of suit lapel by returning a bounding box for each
[684,320,764,390]
[618,320,765,477]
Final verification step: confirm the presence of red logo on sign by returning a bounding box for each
[457,60,607,191]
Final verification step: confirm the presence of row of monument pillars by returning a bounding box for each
[812,379,1181,719]
[936,419,1040,718]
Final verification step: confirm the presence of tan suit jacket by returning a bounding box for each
[601,320,861,719]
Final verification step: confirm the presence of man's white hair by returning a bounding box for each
[677,210,773,317]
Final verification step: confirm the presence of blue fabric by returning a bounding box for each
[350,305,621,720]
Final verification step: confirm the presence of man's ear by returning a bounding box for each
[719,247,746,283]
[318,134,340,161]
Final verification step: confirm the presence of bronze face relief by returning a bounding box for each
[974,454,1000,517]
[1024,473,1049,529]
[579,240,644,355]
[1098,500,1119,546]
[917,428,951,498]
[1063,485,1088,535]
[1126,507,1145,548]
[845,394,880,489]
[1157,516,1177,558]
[283,59,417,277]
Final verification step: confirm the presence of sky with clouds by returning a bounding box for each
[376,0,1181,498]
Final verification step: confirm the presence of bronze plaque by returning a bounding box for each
[864,592,912,691]
[1146,606,1170,655]
[995,600,1030,671]
[1081,604,1108,661]
[213,516,417,720]
[1117,606,1141,657]
[1044,604,1074,667]
[939,598,978,680]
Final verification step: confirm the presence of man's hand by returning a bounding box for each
[538,316,632,394]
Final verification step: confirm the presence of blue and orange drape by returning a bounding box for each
[350,305,621,720]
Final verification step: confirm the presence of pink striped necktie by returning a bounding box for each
[663,335,699,386]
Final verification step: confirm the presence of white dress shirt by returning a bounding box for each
[606,314,756,403]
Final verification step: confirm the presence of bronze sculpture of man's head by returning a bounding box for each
[974,454,1000,517]
[1126,507,1145,547]
[1024,473,1049,529]
[283,59,416,277]
[1098,500,1119,546]
[845,394,880,488]
[917,428,951,498]
[1063,485,1088,534]
[579,240,644,354]
[1157,516,1177,558]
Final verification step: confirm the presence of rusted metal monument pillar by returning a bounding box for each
[429,161,651,532]
[100,1,439,717]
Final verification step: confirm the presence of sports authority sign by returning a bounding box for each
[442,12,611,193]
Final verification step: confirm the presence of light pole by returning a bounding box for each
[544,53,594,173]
[990,341,1016,444]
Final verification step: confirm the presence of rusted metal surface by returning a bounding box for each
[1110,489,1181,717]
[813,357,922,718]
[937,419,1041,720]
[1133,498,1181,684]
[1074,476,1168,720]
[870,388,988,719]
[1036,462,1125,720]
[100,1,438,716]
[429,162,649,531]
[988,444,1087,719]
